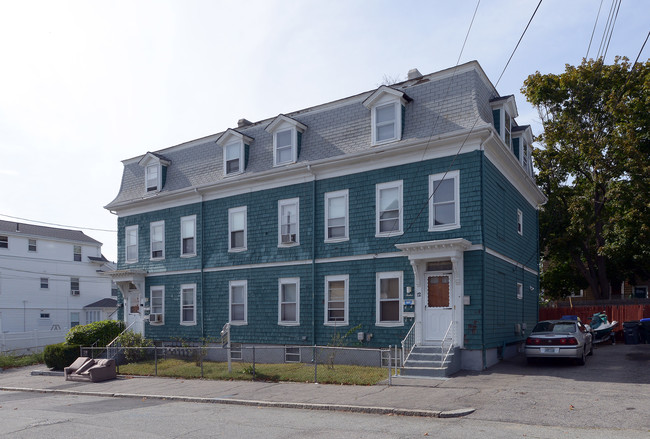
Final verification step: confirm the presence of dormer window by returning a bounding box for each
[490,95,518,151]
[265,115,306,167]
[363,85,411,146]
[138,152,171,193]
[146,164,159,192]
[216,129,253,176]
[512,125,534,177]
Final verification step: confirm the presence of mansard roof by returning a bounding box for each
[106,61,504,210]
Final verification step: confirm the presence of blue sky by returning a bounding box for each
[0,0,648,261]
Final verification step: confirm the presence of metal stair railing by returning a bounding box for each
[400,321,418,368]
[104,321,135,359]
[440,320,454,366]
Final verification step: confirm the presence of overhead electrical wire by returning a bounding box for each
[586,0,605,59]
[0,213,116,233]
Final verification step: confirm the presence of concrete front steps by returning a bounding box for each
[400,345,461,378]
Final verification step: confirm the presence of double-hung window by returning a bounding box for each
[180,216,196,256]
[150,221,165,260]
[28,239,37,252]
[228,207,247,251]
[73,245,81,261]
[429,170,460,231]
[180,284,196,325]
[0,235,7,248]
[517,283,523,300]
[325,190,349,242]
[40,277,49,289]
[278,198,299,246]
[70,277,80,295]
[517,209,523,236]
[266,115,306,167]
[376,181,403,236]
[229,280,247,325]
[125,225,138,263]
[504,111,512,150]
[150,286,164,324]
[375,103,397,143]
[376,272,403,326]
[225,141,243,175]
[325,275,348,326]
[278,278,299,325]
[146,164,159,192]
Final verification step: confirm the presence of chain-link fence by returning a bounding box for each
[81,344,402,385]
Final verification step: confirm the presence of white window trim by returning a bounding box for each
[375,271,403,327]
[73,245,82,261]
[324,189,349,243]
[180,284,197,326]
[428,170,461,232]
[229,280,248,325]
[180,215,197,257]
[375,180,403,237]
[324,274,349,326]
[273,128,298,167]
[150,221,165,260]
[40,277,49,289]
[517,209,523,236]
[278,277,300,326]
[517,282,523,300]
[224,139,244,176]
[372,101,400,145]
[28,239,37,252]
[0,235,8,249]
[125,225,138,264]
[150,286,165,325]
[278,198,300,247]
[228,206,247,252]
[145,163,161,192]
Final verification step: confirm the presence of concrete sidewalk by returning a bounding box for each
[0,366,474,418]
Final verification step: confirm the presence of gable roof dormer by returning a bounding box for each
[363,86,412,146]
[138,152,171,193]
[490,95,519,150]
[265,115,307,167]
[216,128,254,176]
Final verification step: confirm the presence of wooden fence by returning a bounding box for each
[539,304,650,332]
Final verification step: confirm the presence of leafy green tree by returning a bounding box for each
[522,57,650,300]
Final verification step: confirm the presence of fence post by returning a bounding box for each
[388,346,392,385]
[154,346,158,376]
[252,346,256,380]
[314,345,318,384]
[34,329,39,351]
[200,347,204,378]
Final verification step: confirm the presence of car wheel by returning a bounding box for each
[577,348,586,366]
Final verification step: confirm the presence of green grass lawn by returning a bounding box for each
[117,358,388,385]
[0,352,44,370]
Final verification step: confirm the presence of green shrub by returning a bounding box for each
[117,331,153,362]
[65,320,125,347]
[43,343,81,370]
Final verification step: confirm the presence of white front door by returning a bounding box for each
[126,292,144,335]
[423,273,453,342]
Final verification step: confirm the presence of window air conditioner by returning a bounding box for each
[71,290,80,296]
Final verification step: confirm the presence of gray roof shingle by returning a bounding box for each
[0,220,101,245]
[106,61,500,209]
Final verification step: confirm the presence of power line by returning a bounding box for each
[602,0,621,61]
[586,0,605,59]
[495,0,543,87]
[0,213,117,233]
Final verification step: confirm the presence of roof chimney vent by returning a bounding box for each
[407,68,423,80]
[237,118,252,128]
[16,223,20,232]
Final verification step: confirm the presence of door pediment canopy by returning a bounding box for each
[106,269,146,293]
[395,238,471,261]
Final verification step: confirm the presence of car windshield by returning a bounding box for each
[532,322,576,333]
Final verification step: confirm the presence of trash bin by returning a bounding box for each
[623,321,640,345]
[640,318,650,344]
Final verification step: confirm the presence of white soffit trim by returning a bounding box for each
[483,131,547,207]
[485,247,538,275]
